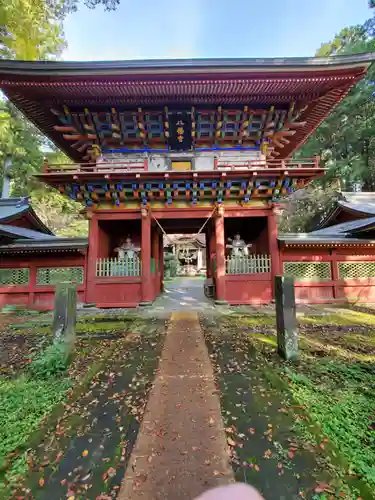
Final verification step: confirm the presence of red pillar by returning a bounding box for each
[206,228,211,278]
[209,225,216,279]
[159,232,164,292]
[152,227,160,297]
[268,209,281,298]
[141,208,153,304]
[86,214,99,304]
[215,208,226,303]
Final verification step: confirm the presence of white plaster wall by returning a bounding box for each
[102,149,261,172]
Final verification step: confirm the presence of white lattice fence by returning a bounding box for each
[96,257,141,277]
[36,267,84,285]
[226,254,270,274]
[283,261,331,282]
[0,268,29,286]
[338,262,375,279]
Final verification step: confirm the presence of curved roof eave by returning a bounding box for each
[0,53,374,76]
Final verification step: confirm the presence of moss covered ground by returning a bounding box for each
[0,311,165,498]
[201,309,375,499]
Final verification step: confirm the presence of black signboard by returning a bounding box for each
[168,111,192,151]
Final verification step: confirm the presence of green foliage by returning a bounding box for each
[164,253,178,277]
[0,0,111,237]
[0,0,66,60]
[281,14,375,232]
[284,360,375,488]
[278,183,340,232]
[0,376,70,470]
[28,342,71,379]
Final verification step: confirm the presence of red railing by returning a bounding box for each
[42,156,320,174]
[215,156,320,170]
[43,158,148,173]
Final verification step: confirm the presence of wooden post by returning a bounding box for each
[268,209,281,299]
[152,226,160,297]
[275,276,298,361]
[159,231,164,292]
[205,228,211,278]
[209,225,216,279]
[86,214,99,304]
[141,207,153,305]
[28,263,37,308]
[215,206,227,304]
[152,227,159,275]
[331,249,339,300]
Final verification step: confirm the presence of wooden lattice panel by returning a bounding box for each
[36,267,84,285]
[283,261,331,282]
[338,262,375,280]
[0,268,29,286]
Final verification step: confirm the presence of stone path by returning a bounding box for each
[119,312,233,500]
[149,277,217,315]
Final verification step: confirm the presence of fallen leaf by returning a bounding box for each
[107,467,116,478]
[213,470,225,476]
[39,478,45,487]
[248,428,255,435]
[82,450,89,457]
[314,483,331,493]
[264,449,272,459]
[227,437,236,447]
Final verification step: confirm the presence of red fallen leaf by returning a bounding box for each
[254,464,260,472]
[314,483,331,493]
[288,450,295,459]
[264,449,272,459]
[107,467,116,478]
[39,478,45,487]
[60,479,67,485]
[339,493,345,498]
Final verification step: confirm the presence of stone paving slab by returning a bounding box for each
[118,312,234,500]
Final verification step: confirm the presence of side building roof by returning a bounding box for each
[0,197,54,235]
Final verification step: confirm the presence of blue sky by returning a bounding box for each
[63,0,371,61]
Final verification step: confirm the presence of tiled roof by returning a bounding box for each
[0,224,57,240]
[0,237,88,253]
[0,53,372,162]
[278,233,375,245]
[0,197,53,234]
[0,197,29,221]
[309,216,375,236]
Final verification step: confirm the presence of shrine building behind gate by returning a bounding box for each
[0,54,375,309]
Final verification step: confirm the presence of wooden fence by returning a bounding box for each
[96,257,141,277]
[225,254,271,274]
